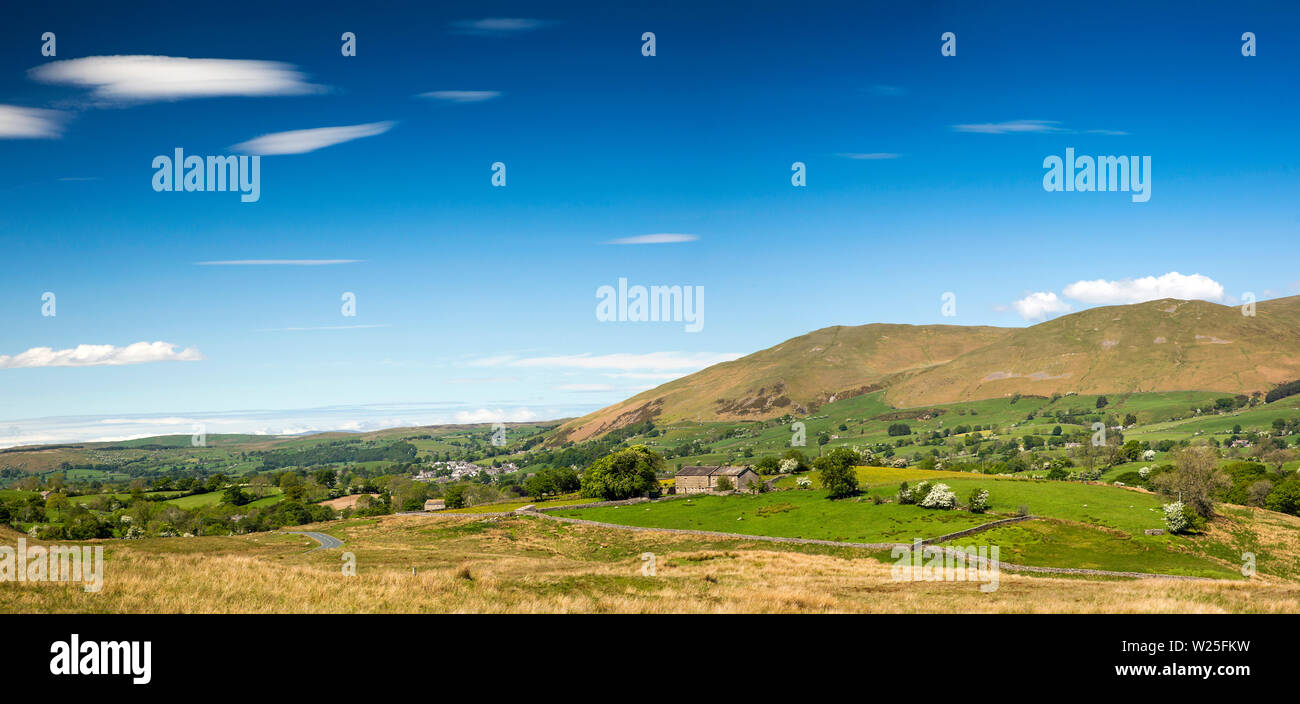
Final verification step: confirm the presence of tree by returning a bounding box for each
[1152,446,1229,519]
[523,472,555,499]
[1246,480,1275,507]
[581,445,663,501]
[887,423,911,437]
[714,476,734,492]
[1096,396,1108,409]
[222,485,251,506]
[814,447,861,499]
[279,473,306,501]
[443,485,467,509]
[754,456,781,475]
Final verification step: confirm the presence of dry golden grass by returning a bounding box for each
[3,516,1299,613]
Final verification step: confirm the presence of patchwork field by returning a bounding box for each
[554,467,1291,580]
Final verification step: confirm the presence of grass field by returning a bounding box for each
[4,515,1296,614]
[556,466,1282,579]
[553,491,991,543]
[444,495,594,514]
[163,488,283,510]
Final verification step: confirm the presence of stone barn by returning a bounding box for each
[674,465,761,493]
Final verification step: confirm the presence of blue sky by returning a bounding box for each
[1,0,1298,445]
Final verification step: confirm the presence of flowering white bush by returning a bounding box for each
[795,476,812,489]
[779,458,799,474]
[968,488,990,513]
[919,483,957,510]
[1162,501,1189,533]
[1142,449,1156,461]
[1138,466,1151,478]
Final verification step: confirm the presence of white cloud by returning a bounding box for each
[0,341,204,369]
[418,90,502,103]
[30,55,322,103]
[0,105,64,138]
[452,407,539,423]
[450,18,553,35]
[603,233,699,245]
[1011,292,1072,321]
[836,152,900,160]
[197,259,361,266]
[477,351,742,371]
[1062,272,1224,305]
[232,121,394,155]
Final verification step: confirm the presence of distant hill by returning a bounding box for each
[553,296,1300,442]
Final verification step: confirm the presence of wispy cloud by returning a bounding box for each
[952,119,1127,136]
[1011,292,1072,322]
[952,119,1066,134]
[30,56,322,103]
[450,18,554,35]
[603,233,699,245]
[0,105,64,138]
[1063,272,1224,305]
[836,152,900,160]
[448,376,519,384]
[196,259,362,266]
[256,324,391,332]
[0,341,203,369]
[417,90,502,103]
[232,121,395,155]
[555,383,615,392]
[472,351,742,371]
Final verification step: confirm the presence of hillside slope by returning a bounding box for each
[555,296,1300,442]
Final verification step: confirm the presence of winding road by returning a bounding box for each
[284,531,343,550]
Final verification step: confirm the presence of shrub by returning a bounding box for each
[898,480,925,505]
[714,476,733,492]
[919,483,957,510]
[968,488,990,514]
[795,476,812,489]
[778,458,800,474]
[1046,467,1069,480]
[1162,501,1191,533]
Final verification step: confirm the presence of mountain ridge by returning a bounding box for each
[553,295,1300,443]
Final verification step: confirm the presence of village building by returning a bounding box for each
[674,465,760,494]
[424,498,446,512]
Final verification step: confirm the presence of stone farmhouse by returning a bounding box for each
[674,465,760,493]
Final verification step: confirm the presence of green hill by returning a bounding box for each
[557,296,1300,441]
